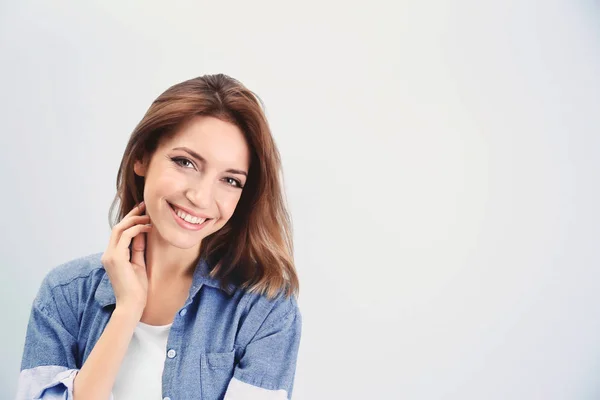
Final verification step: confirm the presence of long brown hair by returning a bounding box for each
[108,74,298,299]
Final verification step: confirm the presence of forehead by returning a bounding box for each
[159,115,250,169]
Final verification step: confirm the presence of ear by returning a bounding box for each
[134,156,148,177]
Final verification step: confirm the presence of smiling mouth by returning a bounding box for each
[168,202,213,225]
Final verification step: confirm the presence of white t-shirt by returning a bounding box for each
[112,321,172,400]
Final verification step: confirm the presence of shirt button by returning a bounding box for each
[167,349,177,358]
[179,308,187,317]
[163,397,171,400]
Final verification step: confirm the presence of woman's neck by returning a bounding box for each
[144,229,201,285]
[138,230,199,325]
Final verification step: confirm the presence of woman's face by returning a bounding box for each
[134,115,250,249]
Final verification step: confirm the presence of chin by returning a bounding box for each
[150,223,205,249]
[167,235,205,250]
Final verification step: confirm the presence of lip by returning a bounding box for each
[168,202,212,231]
[168,202,212,219]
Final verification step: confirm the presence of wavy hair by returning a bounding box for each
[108,74,298,299]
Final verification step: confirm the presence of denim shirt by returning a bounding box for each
[16,252,302,400]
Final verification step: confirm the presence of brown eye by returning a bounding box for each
[224,177,243,189]
[171,157,195,169]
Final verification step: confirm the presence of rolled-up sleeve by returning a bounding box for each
[225,297,302,400]
[16,276,80,400]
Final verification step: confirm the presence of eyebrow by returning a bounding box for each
[172,147,248,177]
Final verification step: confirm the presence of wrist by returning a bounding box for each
[112,304,144,324]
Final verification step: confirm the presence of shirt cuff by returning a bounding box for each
[224,376,289,400]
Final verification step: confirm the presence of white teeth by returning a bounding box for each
[174,207,206,224]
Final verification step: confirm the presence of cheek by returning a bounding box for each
[143,174,183,215]
[150,172,185,196]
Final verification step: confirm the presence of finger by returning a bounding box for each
[119,201,146,225]
[116,224,152,259]
[115,215,150,233]
[130,226,148,268]
[107,202,145,248]
[109,214,151,249]
[109,216,150,251]
[126,201,145,218]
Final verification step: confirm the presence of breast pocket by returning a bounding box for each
[200,349,236,399]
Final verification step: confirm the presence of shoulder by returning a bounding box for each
[243,285,299,312]
[238,288,302,334]
[43,252,106,286]
[35,252,107,308]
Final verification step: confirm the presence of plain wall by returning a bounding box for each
[1,0,599,398]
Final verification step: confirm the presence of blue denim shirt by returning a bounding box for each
[16,252,302,399]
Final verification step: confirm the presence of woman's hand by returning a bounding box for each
[101,201,153,319]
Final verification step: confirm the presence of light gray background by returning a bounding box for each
[1,1,599,399]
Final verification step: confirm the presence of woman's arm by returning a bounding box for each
[72,306,140,400]
[16,291,81,400]
[74,202,151,399]
[224,296,302,400]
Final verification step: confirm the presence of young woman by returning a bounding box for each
[16,74,302,400]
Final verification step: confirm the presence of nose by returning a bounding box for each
[186,177,215,210]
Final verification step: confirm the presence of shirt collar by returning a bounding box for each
[95,257,237,307]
